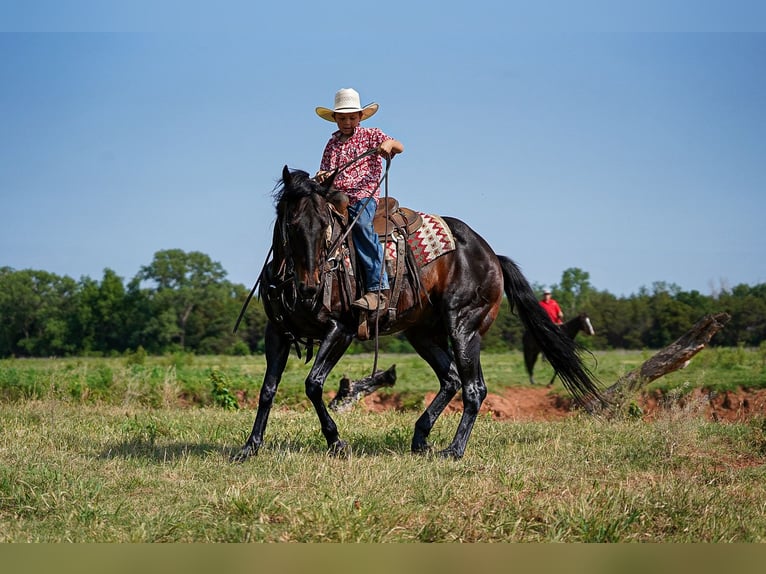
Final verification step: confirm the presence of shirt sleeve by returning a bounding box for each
[369,127,390,148]
[319,139,333,171]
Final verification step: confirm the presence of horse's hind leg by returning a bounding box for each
[405,326,461,454]
[231,322,290,462]
[441,330,486,459]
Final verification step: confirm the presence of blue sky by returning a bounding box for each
[1,3,764,297]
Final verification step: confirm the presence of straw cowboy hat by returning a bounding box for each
[315,88,379,122]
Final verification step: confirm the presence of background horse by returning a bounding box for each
[233,166,604,461]
[523,312,595,386]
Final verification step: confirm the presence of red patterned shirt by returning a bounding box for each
[320,126,391,203]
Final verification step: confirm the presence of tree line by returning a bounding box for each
[1,249,764,358]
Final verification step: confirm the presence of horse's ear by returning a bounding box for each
[320,168,339,194]
[282,165,292,186]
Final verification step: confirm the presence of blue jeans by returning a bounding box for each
[348,198,389,292]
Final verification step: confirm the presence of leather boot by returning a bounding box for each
[370,288,391,323]
[352,289,388,311]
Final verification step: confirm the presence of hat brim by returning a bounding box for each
[315,103,379,122]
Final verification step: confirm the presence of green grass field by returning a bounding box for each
[1,349,765,542]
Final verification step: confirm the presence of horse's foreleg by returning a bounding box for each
[523,334,539,385]
[405,327,461,454]
[231,322,290,463]
[304,321,354,454]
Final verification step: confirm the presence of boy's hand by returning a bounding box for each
[314,170,331,183]
[377,139,402,160]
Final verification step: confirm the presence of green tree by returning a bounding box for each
[482,299,525,351]
[716,283,766,346]
[555,267,594,316]
[123,276,157,352]
[235,286,271,353]
[134,249,230,351]
[70,269,130,354]
[578,289,622,348]
[187,279,250,355]
[643,282,694,347]
[0,268,78,356]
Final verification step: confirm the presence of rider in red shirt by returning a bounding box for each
[540,289,564,325]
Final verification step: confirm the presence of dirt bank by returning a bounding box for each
[357,386,766,423]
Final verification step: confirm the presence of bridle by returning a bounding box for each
[276,195,341,314]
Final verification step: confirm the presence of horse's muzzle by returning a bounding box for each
[297,281,318,300]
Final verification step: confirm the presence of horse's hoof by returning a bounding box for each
[436,448,463,460]
[230,445,258,463]
[328,440,351,458]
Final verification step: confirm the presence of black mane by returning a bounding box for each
[273,167,323,206]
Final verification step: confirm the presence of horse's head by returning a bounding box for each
[274,165,340,301]
[579,312,595,336]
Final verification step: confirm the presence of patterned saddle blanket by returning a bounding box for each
[383,212,456,267]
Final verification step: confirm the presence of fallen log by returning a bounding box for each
[328,364,397,412]
[592,312,731,415]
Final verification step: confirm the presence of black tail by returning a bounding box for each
[497,255,606,410]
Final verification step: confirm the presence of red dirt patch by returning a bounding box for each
[357,386,766,423]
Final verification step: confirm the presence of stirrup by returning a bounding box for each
[357,310,370,340]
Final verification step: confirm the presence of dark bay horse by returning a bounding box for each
[523,312,595,386]
[232,166,604,461]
